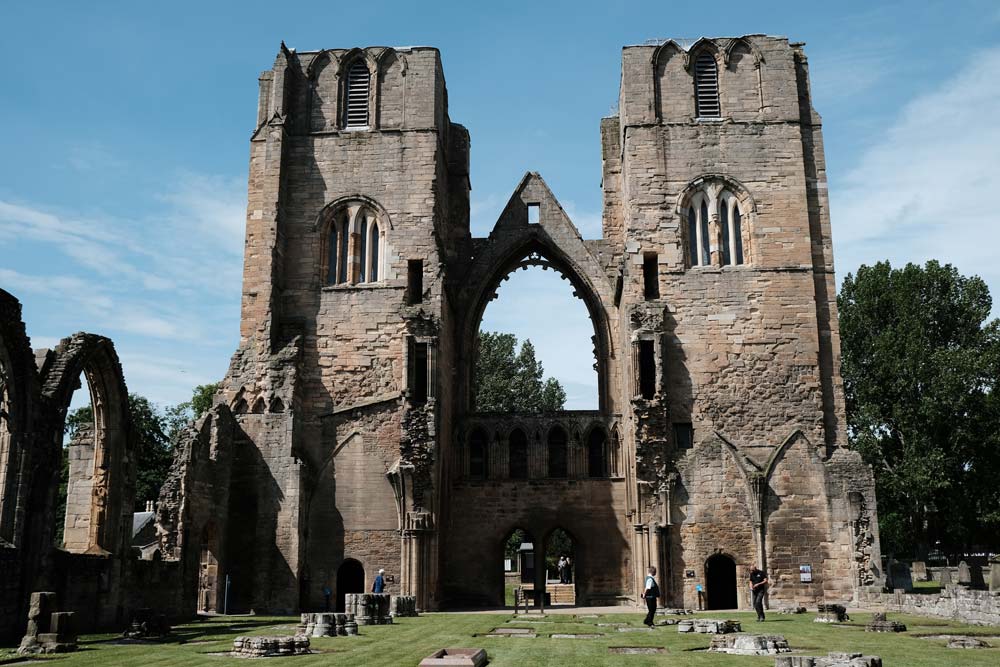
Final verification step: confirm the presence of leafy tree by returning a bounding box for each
[164,382,219,444]
[474,332,566,412]
[838,260,1000,558]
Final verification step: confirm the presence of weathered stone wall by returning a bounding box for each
[150,35,879,617]
[868,587,1000,626]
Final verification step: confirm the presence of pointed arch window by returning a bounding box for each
[322,202,387,287]
[368,221,380,281]
[509,428,528,480]
[344,60,370,129]
[547,426,568,479]
[721,196,745,266]
[688,198,710,267]
[469,428,488,480]
[694,51,721,118]
[359,215,368,283]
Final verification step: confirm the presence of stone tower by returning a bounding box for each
[156,35,882,615]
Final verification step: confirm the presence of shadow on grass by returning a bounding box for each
[84,616,287,647]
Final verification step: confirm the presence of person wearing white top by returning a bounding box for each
[642,566,659,626]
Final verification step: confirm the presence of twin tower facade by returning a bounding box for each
[157,35,883,614]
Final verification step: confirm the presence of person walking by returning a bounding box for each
[557,556,567,584]
[642,566,660,627]
[372,568,386,594]
[748,565,768,621]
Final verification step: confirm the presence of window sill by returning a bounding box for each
[321,282,397,292]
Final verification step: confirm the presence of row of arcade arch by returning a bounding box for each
[463,423,622,481]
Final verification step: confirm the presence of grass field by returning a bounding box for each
[1,610,997,666]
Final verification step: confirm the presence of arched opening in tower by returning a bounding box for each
[476,257,598,412]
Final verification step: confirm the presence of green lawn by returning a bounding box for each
[2,610,997,666]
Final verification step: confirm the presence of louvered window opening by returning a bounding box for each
[694,52,721,118]
[345,61,370,128]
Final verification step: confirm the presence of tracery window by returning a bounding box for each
[323,202,386,286]
[683,181,750,268]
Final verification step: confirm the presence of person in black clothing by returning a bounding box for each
[748,566,768,621]
[642,566,659,626]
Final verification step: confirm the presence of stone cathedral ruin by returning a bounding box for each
[0,35,883,638]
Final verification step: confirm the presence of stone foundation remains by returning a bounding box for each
[776,653,881,667]
[298,612,358,637]
[390,595,419,617]
[864,612,905,633]
[677,619,741,633]
[345,593,392,625]
[231,635,311,658]
[814,604,849,623]
[17,592,77,655]
[709,634,791,655]
[864,587,1000,626]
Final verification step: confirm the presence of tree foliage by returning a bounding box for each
[838,260,1000,557]
[474,332,566,413]
[59,383,221,527]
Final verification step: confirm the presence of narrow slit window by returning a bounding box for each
[407,259,423,304]
[688,206,699,266]
[527,203,540,224]
[638,339,656,400]
[734,205,745,265]
[642,253,659,299]
[327,223,339,285]
[338,218,349,283]
[344,60,370,128]
[410,341,429,404]
[673,423,694,450]
[359,216,368,283]
[699,200,710,266]
[694,51,721,118]
[369,221,380,282]
[720,200,731,266]
[587,428,608,478]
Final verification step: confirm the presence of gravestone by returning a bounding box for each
[957,561,972,587]
[989,560,1000,592]
[939,568,953,586]
[911,561,928,582]
[888,561,913,592]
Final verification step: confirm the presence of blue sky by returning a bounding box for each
[2,0,999,411]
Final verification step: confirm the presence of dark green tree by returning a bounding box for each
[838,260,1000,557]
[474,332,566,412]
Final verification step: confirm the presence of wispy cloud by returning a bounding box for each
[831,46,1000,315]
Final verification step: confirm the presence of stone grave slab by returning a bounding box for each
[617,626,653,632]
[419,648,488,666]
[550,633,602,639]
[609,647,668,654]
[947,637,991,649]
[484,628,535,638]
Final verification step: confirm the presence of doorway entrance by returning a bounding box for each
[705,554,737,610]
[544,527,576,605]
[336,559,365,612]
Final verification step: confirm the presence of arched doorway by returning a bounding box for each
[336,558,365,612]
[545,527,576,605]
[500,528,535,607]
[705,554,738,610]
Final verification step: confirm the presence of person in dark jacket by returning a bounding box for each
[372,569,385,594]
[642,566,659,626]
[748,565,768,621]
